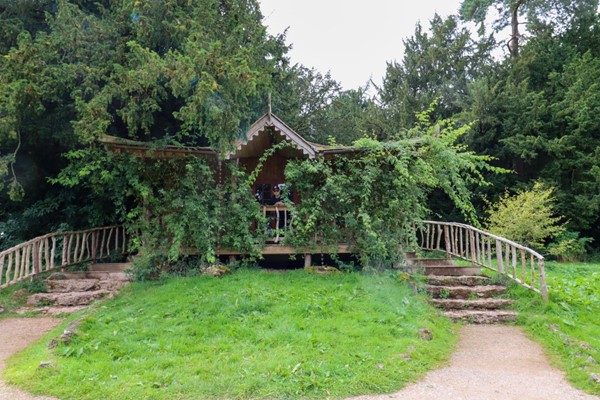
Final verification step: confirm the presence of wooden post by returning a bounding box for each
[530,254,536,288]
[444,226,451,258]
[51,236,57,270]
[62,236,68,269]
[100,228,107,258]
[470,230,477,264]
[6,253,13,285]
[520,249,526,283]
[304,254,312,269]
[74,233,80,263]
[511,246,517,279]
[504,243,510,274]
[0,254,5,286]
[44,238,50,272]
[487,237,492,268]
[33,242,41,275]
[91,232,98,261]
[122,226,127,253]
[539,259,548,302]
[22,246,29,280]
[496,239,504,275]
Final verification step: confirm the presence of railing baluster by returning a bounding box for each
[539,259,548,301]
[33,242,41,275]
[470,230,476,263]
[51,236,57,270]
[487,237,492,268]
[44,238,50,272]
[115,228,120,256]
[79,233,87,261]
[520,249,526,284]
[22,245,29,280]
[0,254,5,286]
[504,243,510,275]
[62,236,68,267]
[6,253,13,285]
[496,239,503,275]
[106,228,114,257]
[15,246,22,282]
[444,225,451,256]
[100,228,106,258]
[511,245,517,279]
[67,234,74,265]
[74,233,81,263]
[531,253,536,288]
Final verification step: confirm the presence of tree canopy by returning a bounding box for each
[1,0,599,259]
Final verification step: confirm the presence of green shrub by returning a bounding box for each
[485,182,564,249]
[548,231,593,262]
[24,278,47,294]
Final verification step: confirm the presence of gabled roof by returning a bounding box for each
[100,111,360,159]
[227,112,317,159]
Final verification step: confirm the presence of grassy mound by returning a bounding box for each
[4,269,455,399]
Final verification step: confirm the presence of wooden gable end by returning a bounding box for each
[227,113,317,160]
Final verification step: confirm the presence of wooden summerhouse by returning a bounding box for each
[101,111,355,264]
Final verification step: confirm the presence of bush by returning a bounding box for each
[548,231,594,262]
[485,182,564,249]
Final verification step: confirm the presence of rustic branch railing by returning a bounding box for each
[262,205,292,243]
[418,221,548,301]
[0,226,127,289]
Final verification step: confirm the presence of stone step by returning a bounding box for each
[429,298,514,310]
[426,284,507,299]
[413,258,455,266]
[27,290,112,307]
[46,279,98,293]
[27,305,88,315]
[48,271,129,281]
[45,278,128,293]
[424,266,482,276]
[442,309,518,324]
[88,262,132,272]
[426,275,490,287]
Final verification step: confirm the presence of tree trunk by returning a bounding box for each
[509,0,525,58]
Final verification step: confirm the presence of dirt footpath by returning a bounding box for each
[0,317,62,400]
[349,325,599,400]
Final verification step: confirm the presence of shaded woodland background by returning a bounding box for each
[1,0,599,258]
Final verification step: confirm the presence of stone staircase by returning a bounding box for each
[24,263,131,315]
[404,252,517,324]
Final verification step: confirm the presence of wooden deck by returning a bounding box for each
[216,244,351,256]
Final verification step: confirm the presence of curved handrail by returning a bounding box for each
[0,226,127,289]
[418,221,548,301]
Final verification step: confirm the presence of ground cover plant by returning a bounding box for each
[508,261,600,395]
[4,269,456,399]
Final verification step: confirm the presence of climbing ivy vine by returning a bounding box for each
[284,112,504,269]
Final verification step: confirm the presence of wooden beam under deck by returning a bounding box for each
[216,244,352,256]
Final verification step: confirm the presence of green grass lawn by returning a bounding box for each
[3,269,456,400]
[507,261,600,395]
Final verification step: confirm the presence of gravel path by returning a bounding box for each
[0,317,62,400]
[348,325,598,400]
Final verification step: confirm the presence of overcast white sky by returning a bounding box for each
[259,0,464,91]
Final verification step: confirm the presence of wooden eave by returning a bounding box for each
[100,135,217,158]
